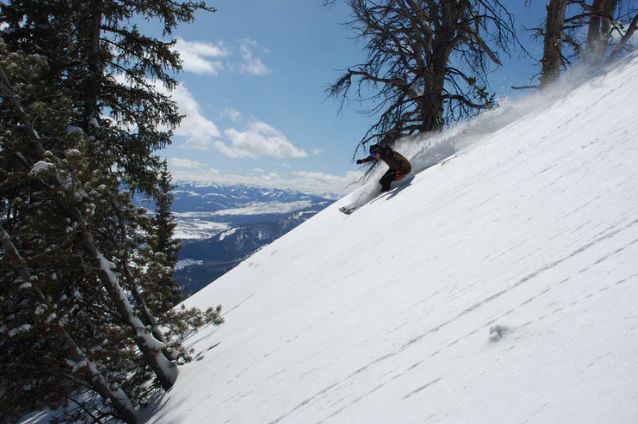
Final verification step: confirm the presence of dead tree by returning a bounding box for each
[608,10,638,60]
[540,0,569,86]
[583,0,619,64]
[529,0,637,87]
[329,0,518,149]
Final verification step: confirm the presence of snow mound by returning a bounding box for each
[144,57,638,423]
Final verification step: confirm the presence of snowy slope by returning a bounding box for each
[144,58,638,424]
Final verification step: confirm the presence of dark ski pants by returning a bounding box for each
[379,169,404,192]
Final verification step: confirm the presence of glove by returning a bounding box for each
[356,159,364,165]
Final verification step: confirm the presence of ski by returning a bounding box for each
[339,174,415,215]
[339,205,359,215]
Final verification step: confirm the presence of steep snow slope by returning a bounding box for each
[145,58,638,424]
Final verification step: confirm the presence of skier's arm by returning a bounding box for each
[356,156,376,165]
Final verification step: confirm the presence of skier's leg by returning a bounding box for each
[379,169,395,192]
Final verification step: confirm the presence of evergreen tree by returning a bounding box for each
[0,0,224,421]
[0,45,140,422]
[1,0,215,192]
[146,161,183,312]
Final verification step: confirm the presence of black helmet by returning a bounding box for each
[369,144,383,155]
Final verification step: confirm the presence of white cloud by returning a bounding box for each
[137,77,219,148]
[149,76,305,160]
[175,37,227,75]
[239,39,271,76]
[214,121,307,159]
[167,83,221,149]
[109,73,304,160]
[169,158,206,169]
[295,170,363,187]
[172,37,271,77]
[164,87,305,159]
[220,107,242,122]
[170,168,364,197]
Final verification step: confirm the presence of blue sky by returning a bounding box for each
[150,0,618,195]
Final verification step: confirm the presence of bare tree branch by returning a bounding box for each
[329,0,517,151]
[608,10,638,61]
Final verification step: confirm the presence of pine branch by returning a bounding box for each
[0,223,139,424]
[0,61,177,391]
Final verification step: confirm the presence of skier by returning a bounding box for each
[356,144,412,192]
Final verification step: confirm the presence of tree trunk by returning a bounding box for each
[125,265,179,361]
[65,203,178,391]
[421,12,455,132]
[608,12,638,61]
[421,64,445,132]
[83,0,103,128]
[540,0,568,87]
[598,0,617,39]
[584,0,618,65]
[55,326,139,424]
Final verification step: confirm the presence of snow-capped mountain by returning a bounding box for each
[166,184,332,239]
[171,183,334,212]
[142,55,638,424]
[175,210,319,295]
[162,184,333,294]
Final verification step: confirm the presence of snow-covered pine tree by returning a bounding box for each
[145,161,183,313]
[0,45,139,423]
[0,0,223,421]
[129,160,224,365]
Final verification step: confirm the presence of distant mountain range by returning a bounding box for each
[161,183,334,295]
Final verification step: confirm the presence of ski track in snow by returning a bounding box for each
[269,217,638,423]
[142,57,638,424]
